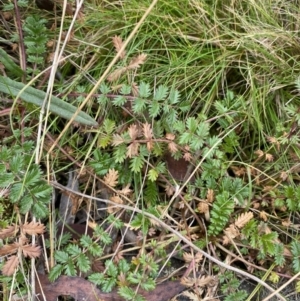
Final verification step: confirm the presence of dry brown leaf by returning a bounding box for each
[166,133,175,140]
[207,189,214,203]
[21,222,45,236]
[131,82,139,97]
[197,202,209,214]
[108,195,123,213]
[21,244,41,258]
[223,224,240,245]
[280,171,288,181]
[143,123,153,140]
[265,153,274,162]
[0,243,19,256]
[103,169,119,188]
[118,184,132,196]
[197,275,216,287]
[182,252,203,264]
[128,124,139,140]
[107,67,127,82]
[234,212,254,228]
[282,219,291,227]
[127,54,147,70]
[2,255,19,276]
[182,291,200,301]
[0,225,18,239]
[255,149,264,157]
[165,185,175,196]
[231,166,246,177]
[127,142,140,158]
[259,211,268,222]
[181,277,195,288]
[112,36,126,59]
[168,142,178,154]
[112,134,125,146]
[183,152,192,161]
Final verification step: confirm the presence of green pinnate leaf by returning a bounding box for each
[153,85,168,101]
[64,261,76,276]
[139,82,151,98]
[55,250,69,263]
[48,264,64,282]
[77,253,91,273]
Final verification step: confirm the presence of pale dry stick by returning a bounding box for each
[261,270,300,301]
[50,181,286,301]
[47,0,159,155]
[32,2,79,299]
[36,0,84,163]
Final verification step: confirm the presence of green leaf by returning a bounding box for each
[147,169,158,182]
[153,85,168,101]
[77,254,91,273]
[0,48,24,78]
[48,264,64,282]
[168,88,180,104]
[0,173,14,188]
[148,100,160,118]
[32,201,49,218]
[291,241,300,272]
[64,261,76,276]
[101,277,116,292]
[66,244,81,256]
[0,75,97,126]
[141,278,155,291]
[88,273,105,285]
[118,286,137,301]
[138,82,151,98]
[130,156,144,173]
[55,250,69,263]
[80,235,93,248]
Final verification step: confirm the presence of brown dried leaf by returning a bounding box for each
[21,244,41,258]
[197,202,209,214]
[0,225,18,239]
[207,189,214,203]
[0,243,19,256]
[223,224,240,245]
[118,184,132,196]
[128,124,139,140]
[147,140,153,151]
[21,222,45,236]
[103,169,119,188]
[260,211,268,221]
[196,275,216,287]
[168,142,178,154]
[143,123,153,140]
[166,133,175,140]
[183,152,192,161]
[165,184,175,196]
[108,195,123,213]
[107,67,127,82]
[234,212,254,228]
[265,153,274,162]
[112,36,126,59]
[182,252,203,263]
[127,54,147,70]
[112,134,125,146]
[2,255,19,276]
[181,277,195,288]
[131,82,139,97]
[182,291,200,301]
[127,142,140,158]
[255,149,264,158]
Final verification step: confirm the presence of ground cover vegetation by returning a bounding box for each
[1,0,300,300]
